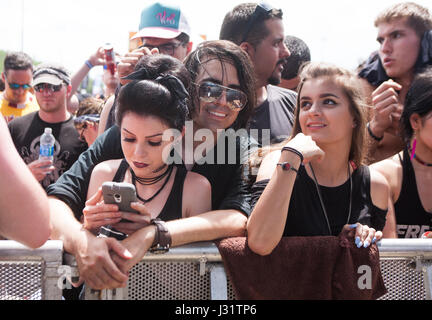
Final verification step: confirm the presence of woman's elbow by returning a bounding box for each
[247,237,277,256]
[246,228,278,256]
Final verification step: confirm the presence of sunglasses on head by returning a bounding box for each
[74,114,100,131]
[241,3,278,43]
[34,83,63,93]
[196,81,248,111]
[8,83,31,90]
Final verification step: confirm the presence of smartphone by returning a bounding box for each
[102,182,139,214]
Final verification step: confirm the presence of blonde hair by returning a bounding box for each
[374,2,432,37]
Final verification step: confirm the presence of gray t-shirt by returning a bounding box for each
[248,85,297,146]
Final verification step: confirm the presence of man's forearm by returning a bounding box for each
[48,196,86,255]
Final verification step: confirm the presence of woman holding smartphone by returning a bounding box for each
[82,55,211,237]
[247,62,395,256]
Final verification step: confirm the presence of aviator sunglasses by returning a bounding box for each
[34,83,64,93]
[196,81,248,111]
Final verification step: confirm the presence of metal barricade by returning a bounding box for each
[0,240,63,300]
[81,239,432,300]
[377,239,432,300]
[1,239,431,300]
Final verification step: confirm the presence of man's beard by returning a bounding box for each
[268,75,281,86]
[267,59,286,85]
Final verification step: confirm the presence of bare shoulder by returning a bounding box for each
[93,159,123,178]
[87,159,123,199]
[184,171,211,193]
[370,153,401,185]
[256,150,282,181]
[369,166,390,210]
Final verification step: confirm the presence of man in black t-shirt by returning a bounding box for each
[8,63,87,190]
[220,2,297,146]
[46,43,256,291]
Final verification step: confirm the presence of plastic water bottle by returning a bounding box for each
[39,127,55,165]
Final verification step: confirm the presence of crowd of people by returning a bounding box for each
[0,1,431,299]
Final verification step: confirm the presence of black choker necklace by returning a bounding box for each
[309,163,353,236]
[130,164,171,185]
[130,165,174,203]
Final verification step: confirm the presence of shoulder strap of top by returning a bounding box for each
[112,159,129,182]
[157,165,188,221]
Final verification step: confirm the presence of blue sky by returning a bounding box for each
[1,0,431,79]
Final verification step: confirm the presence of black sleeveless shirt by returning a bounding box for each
[394,148,432,238]
[113,160,187,221]
[251,165,387,237]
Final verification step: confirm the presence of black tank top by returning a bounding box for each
[251,165,387,237]
[113,160,187,221]
[394,148,432,238]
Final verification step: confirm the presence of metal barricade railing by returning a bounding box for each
[1,239,431,300]
[0,240,63,300]
[377,239,432,300]
[82,239,432,300]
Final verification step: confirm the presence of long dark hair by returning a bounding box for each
[184,40,256,130]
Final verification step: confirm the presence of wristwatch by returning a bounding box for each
[149,218,171,254]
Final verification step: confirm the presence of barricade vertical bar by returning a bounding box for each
[423,263,432,300]
[210,264,228,300]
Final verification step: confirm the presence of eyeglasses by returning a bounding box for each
[196,81,248,110]
[8,82,31,90]
[241,3,277,43]
[74,114,100,131]
[34,83,63,93]
[139,42,185,56]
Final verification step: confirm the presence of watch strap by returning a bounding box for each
[149,218,171,253]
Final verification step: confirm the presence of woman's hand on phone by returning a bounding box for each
[82,187,122,231]
[112,202,152,235]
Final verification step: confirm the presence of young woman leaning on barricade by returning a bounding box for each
[247,62,396,256]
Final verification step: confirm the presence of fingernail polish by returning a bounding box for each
[355,236,360,245]
[349,224,357,229]
[372,237,376,244]
[363,241,369,248]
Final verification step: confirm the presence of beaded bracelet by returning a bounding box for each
[281,146,304,163]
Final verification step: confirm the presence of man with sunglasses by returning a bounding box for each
[220,3,297,146]
[0,51,39,123]
[8,64,87,189]
[45,43,255,292]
